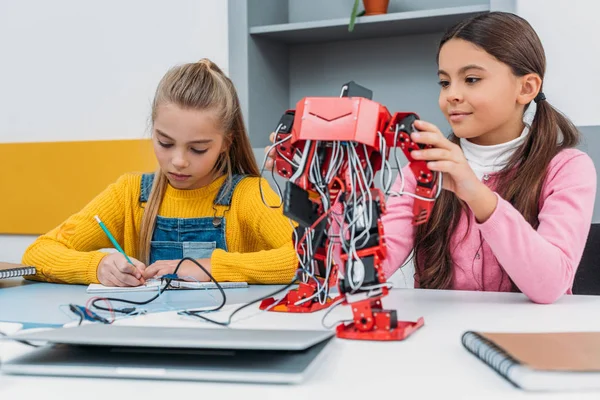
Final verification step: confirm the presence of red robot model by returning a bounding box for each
[260,82,442,341]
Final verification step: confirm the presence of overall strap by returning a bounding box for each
[213,174,247,206]
[139,173,155,203]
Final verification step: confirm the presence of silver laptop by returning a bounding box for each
[1,325,335,384]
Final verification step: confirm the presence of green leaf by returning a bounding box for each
[349,0,360,32]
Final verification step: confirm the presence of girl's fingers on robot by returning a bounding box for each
[264,132,277,170]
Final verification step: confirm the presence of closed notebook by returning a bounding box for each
[462,331,600,391]
[0,262,36,279]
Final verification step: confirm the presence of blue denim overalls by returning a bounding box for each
[139,173,246,264]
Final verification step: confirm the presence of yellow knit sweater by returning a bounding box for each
[22,173,297,285]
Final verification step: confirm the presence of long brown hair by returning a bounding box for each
[414,12,580,289]
[138,59,260,264]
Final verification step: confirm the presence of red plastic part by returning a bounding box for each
[383,112,438,225]
[336,296,424,341]
[259,282,342,313]
[413,185,436,225]
[339,241,387,285]
[291,97,391,149]
[336,317,424,341]
[274,131,296,180]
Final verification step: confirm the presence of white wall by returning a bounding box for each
[0,0,229,263]
[517,0,600,127]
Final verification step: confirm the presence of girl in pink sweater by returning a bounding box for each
[266,12,596,304]
[384,11,596,303]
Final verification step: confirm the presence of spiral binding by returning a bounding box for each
[0,266,36,279]
[461,331,522,386]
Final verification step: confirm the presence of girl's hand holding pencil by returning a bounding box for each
[95,215,147,287]
[97,253,146,287]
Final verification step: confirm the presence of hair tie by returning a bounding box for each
[534,92,546,102]
[197,59,212,68]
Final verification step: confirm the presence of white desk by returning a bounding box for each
[2,282,600,399]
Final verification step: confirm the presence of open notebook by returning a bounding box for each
[87,279,248,294]
[462,331,600,391]
[0,262,36,279]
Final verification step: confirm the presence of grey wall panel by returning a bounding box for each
[489,0,516,12]
[230,0,290,148]
[289,32,451,132]
[578,125,600,223]
[247,0,287,26]
[287,0,488,23]
[247,37,290,147]
[228,0,250,124]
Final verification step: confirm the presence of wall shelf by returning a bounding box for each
[249,5,490,44]
[229,0,513,148]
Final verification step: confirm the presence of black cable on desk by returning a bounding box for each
[0,330,41,348]
[91,257,226,316]
[68,304,86,326]
[90,258,300,329]
[179,271,299,327]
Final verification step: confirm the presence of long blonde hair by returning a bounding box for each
[138,59,260,264]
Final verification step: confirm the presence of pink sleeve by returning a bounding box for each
[381,165,418,278]
[476,152,597,304]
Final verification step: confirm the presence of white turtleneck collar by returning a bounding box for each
[459,100,537,181]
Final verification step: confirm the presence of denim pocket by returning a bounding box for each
[182,241,217,259]
[149,241,183,264]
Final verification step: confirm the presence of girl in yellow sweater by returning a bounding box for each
[22,59,297,287]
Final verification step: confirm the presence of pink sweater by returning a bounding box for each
[382,148,597,304]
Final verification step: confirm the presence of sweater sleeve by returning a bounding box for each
[381,165,419,278]
[210,178,298,284]
[21,174,137,284]
[476,152,596,304]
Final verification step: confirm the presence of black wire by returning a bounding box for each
[258,141,285,209]
[73,307,85,326]
[68,303,106,324]
[13,340,41,348]
[0,330,41,348]
[91,257,225,315]
[258,167,284,209]
[180,272,300,327]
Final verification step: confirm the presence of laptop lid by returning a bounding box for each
[4,324,334,351]
[1,326,335,384]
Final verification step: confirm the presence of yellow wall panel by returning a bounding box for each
[0,139,156,234]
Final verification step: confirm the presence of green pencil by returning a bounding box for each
[94,215,134,265]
